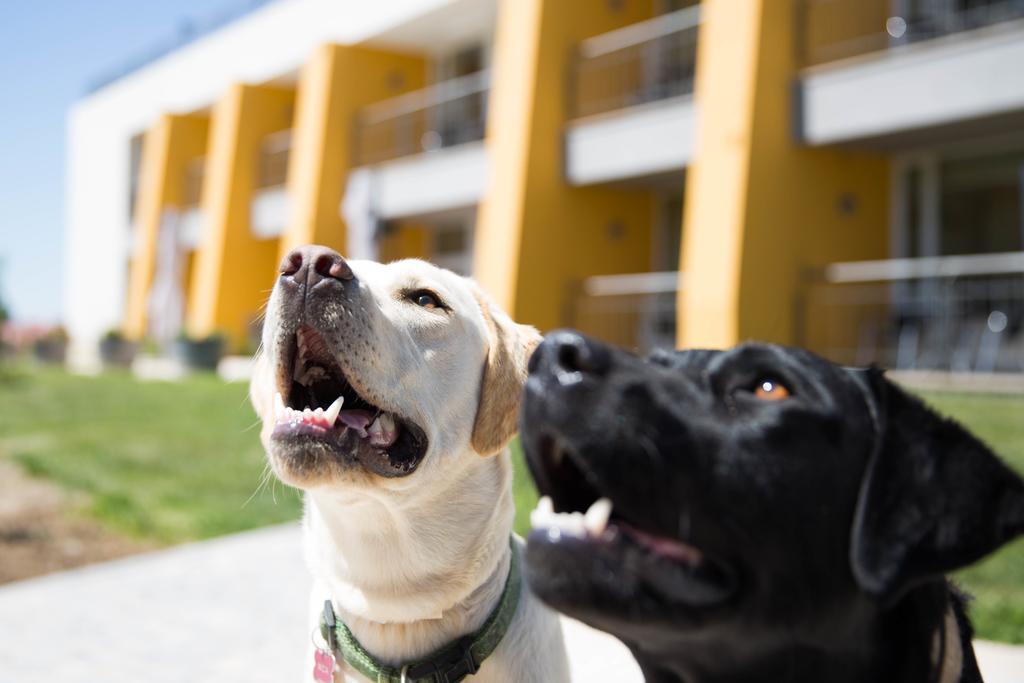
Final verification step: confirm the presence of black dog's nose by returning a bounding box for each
[279,245,354,287]
[532,330,612,378]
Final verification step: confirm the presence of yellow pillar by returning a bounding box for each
[475,0,657,332]
[281,45,427,258]
[123,114,209,339]
[187,84,295,351]
[679,0,889,349]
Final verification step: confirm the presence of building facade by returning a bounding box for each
[66,0,1024,372]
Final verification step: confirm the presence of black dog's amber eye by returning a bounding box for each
[754,379,791,401]
[408,290,442,310]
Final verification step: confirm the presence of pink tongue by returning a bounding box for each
[622,524,705,566]
[337,409,373,431]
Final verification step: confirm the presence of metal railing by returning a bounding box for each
[571,6,700,120]
[256,129,291,189]
[354,70,489,166]
[569,271,680,354]
[799,0,1024,67]
[798,251,1024,372]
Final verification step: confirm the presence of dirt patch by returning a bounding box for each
[0,460,153,584]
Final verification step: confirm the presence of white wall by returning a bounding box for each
[371,142,489,219]
[565,97,696,186]
[64,0,467,369]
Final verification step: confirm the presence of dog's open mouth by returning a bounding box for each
[271,325,428,478]
[525,435,734,608]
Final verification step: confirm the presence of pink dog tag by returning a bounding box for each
[313,647,336,682]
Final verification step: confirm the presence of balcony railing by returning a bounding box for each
[799,0,1024,67]
[251,129,291,239]
[256,129,291,190]
[570,271,680,354]
[798,252,1024,373]
[571,6,700,120]
[355,70,489,166]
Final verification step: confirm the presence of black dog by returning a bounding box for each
[521,331,1024,683]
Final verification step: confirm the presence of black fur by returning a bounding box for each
[520,332,1024,683]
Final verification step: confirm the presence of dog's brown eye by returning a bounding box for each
[754,379,790,401]
[409,290,441,309]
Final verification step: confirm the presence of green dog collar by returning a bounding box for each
[320,537,521,683]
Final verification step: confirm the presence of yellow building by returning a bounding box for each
[67,0,1024,373]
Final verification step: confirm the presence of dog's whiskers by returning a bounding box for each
[242,464,275,509]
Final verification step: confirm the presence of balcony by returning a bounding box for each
[799,251,1024,373]
[178,157,205,250]
[569,271,680,354]
[355,70,489,166]
[250,129,291,239]
[798,1,1024,145]
[799,0,1024,66]
[566,7,700,186]
[348,72,490,220]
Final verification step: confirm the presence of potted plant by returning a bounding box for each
[174,331,227,371]
[0,302,11,363]
[98,329,138,369]
[33,326,68,365]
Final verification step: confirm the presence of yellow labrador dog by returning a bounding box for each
[250,246,639,683]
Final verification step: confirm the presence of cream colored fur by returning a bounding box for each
[251,257,641,682]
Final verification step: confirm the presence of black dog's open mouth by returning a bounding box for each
[526,434,734,608]
[271,325,427,477]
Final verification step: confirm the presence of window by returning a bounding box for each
[431,223,473,275]
[940,151,1024,255]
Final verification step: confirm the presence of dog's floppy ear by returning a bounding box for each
[849,368,1024,602]
[471,288,541,457]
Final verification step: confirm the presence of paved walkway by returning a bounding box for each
[0,523,1020,682]
[0,524,310,683]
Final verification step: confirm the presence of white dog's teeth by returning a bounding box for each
[314,407,325,421]
[323,397,344,425]
[529,496,553,529]
[367,413,397,446]
[563,512,586,537]
[273,392,286,420]
[529,498,587,538]
[538,496,554,515]
[584,498,613,537]
[374,413,393,436]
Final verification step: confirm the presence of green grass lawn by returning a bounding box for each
[925,392,1024,644]
[0,367,302,542]
[0,367,1021,642]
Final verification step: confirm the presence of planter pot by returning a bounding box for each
[99,338,138,369]
[174,337,225,372]
[33,340,67,365]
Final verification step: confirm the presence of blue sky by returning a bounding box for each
[0,1,231,324]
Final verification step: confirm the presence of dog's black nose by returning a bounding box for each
[533,330,612,378]
[279,245,354,288]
